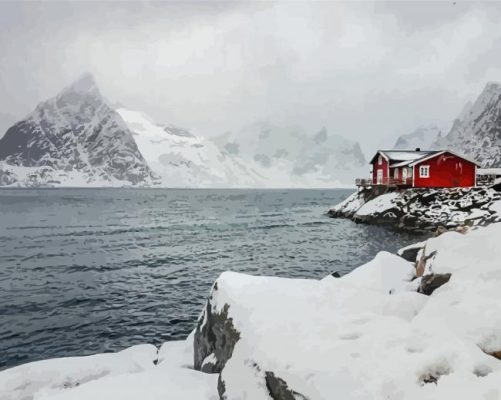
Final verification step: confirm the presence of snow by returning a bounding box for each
[210,224,501,399]
[355,192,399,216]
[329,190,364,215]
[0,339,218,400]
[382,150,435,161]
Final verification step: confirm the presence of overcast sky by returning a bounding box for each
[1,1,501,154]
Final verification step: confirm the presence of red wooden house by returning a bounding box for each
[359,148,480,188]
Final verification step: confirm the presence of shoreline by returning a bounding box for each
[328,186,501,233]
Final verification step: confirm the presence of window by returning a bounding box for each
[378,155,382,165]
[419,165,430,178]
[394,168,399,179]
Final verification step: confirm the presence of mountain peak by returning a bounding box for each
[61,73,99,96]
[480,81,501,99]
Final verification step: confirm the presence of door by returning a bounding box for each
[402,168,408,184]
[377,169,383,184]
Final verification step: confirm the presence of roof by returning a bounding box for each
[370,149,481,167]
[369,150,438,164]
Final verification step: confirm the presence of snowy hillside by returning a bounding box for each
[115,108,266,188]
[393,125,441,150]
[0,74,155,187]
[214,122,367,187]
[433,82,501,167]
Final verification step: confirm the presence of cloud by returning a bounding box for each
[1,1,501,154]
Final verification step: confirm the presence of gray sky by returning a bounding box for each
[1,1,501,154]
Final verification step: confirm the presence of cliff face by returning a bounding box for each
[432,82,501,167]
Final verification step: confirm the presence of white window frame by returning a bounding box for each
[419,165,430,178]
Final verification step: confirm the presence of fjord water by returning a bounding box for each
[0,188,425,369]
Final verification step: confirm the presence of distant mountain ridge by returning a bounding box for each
[0,74,368,188]
[0,74,155,187]
[214,122,367,187]
[393,125,441,151]
[433,82,501,167]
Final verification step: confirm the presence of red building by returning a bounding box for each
[361,149,480,188]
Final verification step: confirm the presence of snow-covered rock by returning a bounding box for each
[192,224,501,399]
[393,125,441,151]
[433,82,501,168]
[0,74,155,187]
[329,187,501,232]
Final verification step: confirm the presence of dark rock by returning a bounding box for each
[265,371,309,400]
[418,273,451,295]
[217,374,226,399]
[331,271,341,278]
[194,300,240,373]
[398,244,423,263]
[489,351,501,360]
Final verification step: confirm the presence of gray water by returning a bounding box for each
[0,188,426,369]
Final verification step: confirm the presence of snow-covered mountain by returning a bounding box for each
[432,82,501,167]
[214,122,367,187]
[0,74,366,188]
[393,125,441,150]
[115,108,265,188]
[0,74,155,187]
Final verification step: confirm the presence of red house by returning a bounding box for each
[360,149,480,188]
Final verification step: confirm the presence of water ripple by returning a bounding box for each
[0,188,427,370]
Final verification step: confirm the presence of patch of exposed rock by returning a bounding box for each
[194,283,240,374]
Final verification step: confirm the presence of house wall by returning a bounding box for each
[390,166,413,185]
[372,155,388,184]
[413,152,476,188]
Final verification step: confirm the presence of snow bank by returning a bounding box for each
[195,224,501,399]
[0,340,218,400]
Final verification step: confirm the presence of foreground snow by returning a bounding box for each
[2,223,501,399]
[0,339,218,400]
[200,224,501,399]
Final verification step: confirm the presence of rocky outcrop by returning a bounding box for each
[194,283,240,374]
[418,273,452,295]
[265,372,308,400]
[329,186,501,233]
